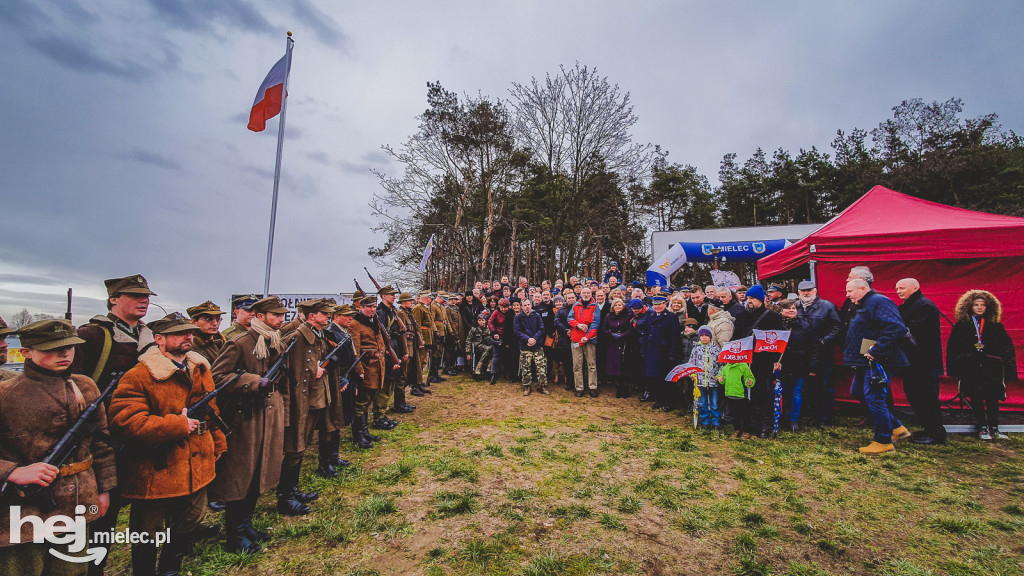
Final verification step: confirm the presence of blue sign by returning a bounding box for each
[680,240,788,263]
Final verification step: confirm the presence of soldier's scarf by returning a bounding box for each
[251,318,284,360]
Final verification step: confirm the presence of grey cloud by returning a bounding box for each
[124,148,185,172]
[27,34,149,80]
[290,0,350,51]
[0,0,50,29]
[147,0,273,34]
[0,273,61,285]
[361,150,392,165]
[337,159,373,176]
[306,151,330,165]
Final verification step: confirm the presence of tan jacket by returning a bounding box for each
[349,313,386,390]
[108,347,227,499]
[282,323,330,453]
[0,361,117,547]
[413,304,434,346]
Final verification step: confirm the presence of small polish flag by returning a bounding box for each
[666,363,704,382]
[753,329,791,354]
[248,55,288,132]
[718,336,754,363]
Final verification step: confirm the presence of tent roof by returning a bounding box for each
[758,185,1024,278]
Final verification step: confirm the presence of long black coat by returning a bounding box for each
[600,309,634,376]
[898,291,944,377]
[946,318,1018,385]
[643,310,680,378]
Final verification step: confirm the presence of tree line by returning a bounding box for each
[370,63,1024,289]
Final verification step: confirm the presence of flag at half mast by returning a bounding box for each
[248,55,289,132]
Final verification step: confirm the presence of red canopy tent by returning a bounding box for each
[758,185,1024,409]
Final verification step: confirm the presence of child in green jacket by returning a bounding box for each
[719,362,755,438]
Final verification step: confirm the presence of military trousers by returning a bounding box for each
[284,407,326,467]
[353,385,375,418]
[373,376,397,417]
[519,349,547,386]
[128,487,207,541]
[0,541,90,576]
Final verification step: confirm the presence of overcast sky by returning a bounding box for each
[1,1,1022,323]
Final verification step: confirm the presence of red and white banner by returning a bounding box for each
[665,363,704,382]
[248,55,288,132]
[753,329,791,354]
[718,336,754,363]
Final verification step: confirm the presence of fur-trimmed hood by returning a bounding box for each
[137,345,211,381]
[954,290,1002,323]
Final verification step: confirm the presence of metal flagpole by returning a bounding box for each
[263,32,295,297]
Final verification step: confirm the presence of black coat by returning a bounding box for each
[946,317,1018,385]
[898,291,944,377]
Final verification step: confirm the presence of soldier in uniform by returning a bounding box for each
[278,298,335,515]
[0,320,117,576]
[0,316,16,381]
[108,313,227,576]
[323,305,358,470]
[412,292,435,391]
[446,293,466,374]
[188,301,226,364]
[208,296,289,553]
[373,287,406,429]
[397,292,427,397]
[349,295,398,448]
[70,274,156,576]
[221,295,258,342]
[430,292,448,382]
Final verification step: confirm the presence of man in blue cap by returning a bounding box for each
[643,295,680,409]
[222,294,259,341]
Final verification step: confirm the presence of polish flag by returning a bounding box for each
[718,336,754,363]
[665,363,704,382]
[753,329,791,354]
[248,55,288,132]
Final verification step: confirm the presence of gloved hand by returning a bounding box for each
[258,377,273,391]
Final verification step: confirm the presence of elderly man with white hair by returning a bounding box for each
[796,280,841,426]
[895,278,947,445]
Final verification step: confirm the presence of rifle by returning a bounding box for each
[264,337,299,385]
[186,369,242,436]
[65,288,73,323]
[355,281,402,368]
[10,372,124,512]
[365,267,409,333]
[319,334,352,369]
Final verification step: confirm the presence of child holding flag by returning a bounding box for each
[690,327,722,430]
[720,360,756,438]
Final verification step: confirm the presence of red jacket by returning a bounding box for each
[488,309,508,341]
[568,299,599,343]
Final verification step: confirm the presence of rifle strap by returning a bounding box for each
[59,453,93,477]
[89,327,114,383]
[67,378,87,412]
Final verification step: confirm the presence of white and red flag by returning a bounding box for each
[248,55,289,132]
[666,363,704,381]
[753,329,791,354]
[718,336,754,363]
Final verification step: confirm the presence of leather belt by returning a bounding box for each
[192,421,208,435]
[58,454,93,477]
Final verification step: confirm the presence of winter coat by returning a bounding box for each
[109,347,227,499]
[535,301,556,337]
[686,300,710,325]
[689,342,722,387]
[350,313,387,390]
[554,306,573,349]
[192,332,225,365]
[0,361,118,547]
[797,296,841,372]
[677,331,698,366]
[721,363,756,399]
[946,318,1018,386]
[600,309,634,376]
[72,314,155,395]
[724,300,746,320]
[465,326,491,354]
[734,304,786,382]
[644,310,680,378]
[603,268,623,284]
[513,311,545,352]
[568,299,601,344]
[780,314,819,378]
[707,310,735,348]
[282,323,333,453]
[842,291,909,368]
[325,322,357,427]
[208,327,287,501]
[413,303,435,346]
[488,309,509,344]
[898,291,944,377]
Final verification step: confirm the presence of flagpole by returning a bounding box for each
[263,31,294,297]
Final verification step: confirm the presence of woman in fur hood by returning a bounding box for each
[946,290,1019,440]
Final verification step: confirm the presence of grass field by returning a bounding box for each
[106,375,1024,575]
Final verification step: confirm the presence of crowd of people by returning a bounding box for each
[0,262,1018,575]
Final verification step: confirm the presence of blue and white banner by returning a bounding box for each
[678,240,789,263]
[646,243,688,288]
[419,234,435,273]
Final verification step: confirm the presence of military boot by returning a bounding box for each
[276,464,312,516]
[361,414,381,442]
[352,419,373,449]
[156,531,192,576]
[224,501,262,554]
[132,541,158,576]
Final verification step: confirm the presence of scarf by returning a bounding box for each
[251,317,284,360]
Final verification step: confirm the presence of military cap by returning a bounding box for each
[651,295,667,304]
[680,286,692,292]
[437,291,448,298]
[18,319,85,350]
[352,289,366,300]
[250,296,288,315]
[797,280,816,291]
[398,292,415,303]
[447,293,459,300]
[377,286,398,296]
[104,274,157,297]
[418,290,432,299]
[186,300,225,319]
[358,295,378,307]
[767,284,785,293]
[232,294,259,310]
[325,298,338,306]
[0,314,12,338]
[297,298,333,315]
[332,304,357,316]
[149,312,200,335]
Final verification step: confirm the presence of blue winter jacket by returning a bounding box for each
[513,310,545,352]
[842,290,909,368]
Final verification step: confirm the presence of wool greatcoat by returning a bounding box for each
[282,322,332,454]
[350,313,386,390]
[191,331,225,365]
[207,328,286,501]
[413,303,435,346]
[0,361,118,547]
[398,305,423,385]
[108,347,227,499]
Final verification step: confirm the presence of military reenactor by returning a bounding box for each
[0,315,16,381]
[221,295,259,341]
[349,295,398,448]
[465,312,494,378]
[430,292,448,382]
[323,305,359,470]
[412,292,435,390]
[446,293,466,374]
[373,287,406,429]
[397,292,427,397]
[188,300,226,364]
[108,313,227,576]
[71,273,157,576]
[0,320,117,575]
[208,296,289,553]
[278,298,335,515]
